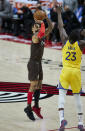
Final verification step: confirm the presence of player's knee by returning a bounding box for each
[29,86,35,92]
[29,81,38,92]
[37,80,42,89]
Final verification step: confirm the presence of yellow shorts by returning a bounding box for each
[59,67,81,93]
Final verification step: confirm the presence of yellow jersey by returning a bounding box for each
[62,40,82,69]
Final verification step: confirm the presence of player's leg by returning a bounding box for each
[24,61,39,121]
[33,63,43,119]
[58,83,67,131]
[71,70,85,131]
[24,81,38,121]
[32,80,43,119]
[33,80,42,108]
[74,94,85,131]
[58,67,70,130]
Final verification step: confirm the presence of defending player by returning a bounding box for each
[55,4,85,131]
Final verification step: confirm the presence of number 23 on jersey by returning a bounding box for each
[65,51,76,61]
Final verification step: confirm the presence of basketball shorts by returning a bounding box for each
[27,60,43,81]
[59,67,81,93]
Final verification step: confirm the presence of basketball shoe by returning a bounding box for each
[24,106,35,121]
[78,125,85,131]
[32,106,43,119]
[59,120,67,131]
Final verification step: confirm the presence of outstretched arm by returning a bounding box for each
[32,21,45,43]
[44,17,53,37]
[33,16,52,40]
[55,6,68,45]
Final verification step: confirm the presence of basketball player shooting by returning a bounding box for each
[24,10,52,121]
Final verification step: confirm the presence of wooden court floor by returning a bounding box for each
[0,40,85,131]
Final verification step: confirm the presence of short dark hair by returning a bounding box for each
[69,29,80,44]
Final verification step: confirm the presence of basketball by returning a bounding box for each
[33,10,46,21]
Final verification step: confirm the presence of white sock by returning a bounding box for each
[59,109,64,126]
[78,113,83,125]
[58,89,67,126]
[74,94,83,125]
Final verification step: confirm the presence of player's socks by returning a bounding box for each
[78,113,83,125]
[33,89,40,108]
[27,91,33,105]
[77,113,85,130]
[59,109,64,126]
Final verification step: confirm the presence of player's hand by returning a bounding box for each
[54,2,62,13]
[34,18,43,24]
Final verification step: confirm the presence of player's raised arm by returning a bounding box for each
[44,17,53,37]
[55,5,68,45]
